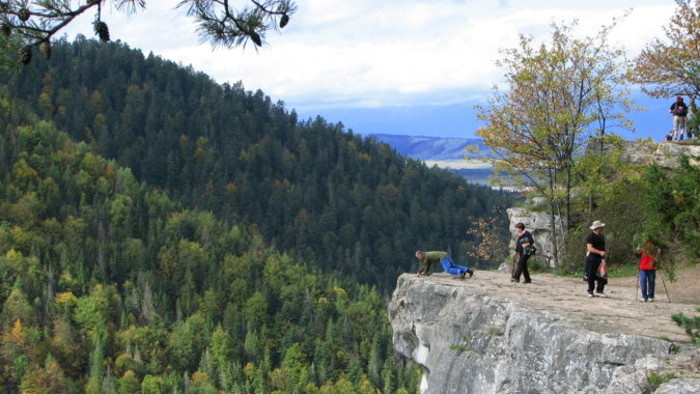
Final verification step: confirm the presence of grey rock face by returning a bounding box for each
[506,206,564,269]
[388,275,675,394]
[622,141,700,169]
[654,378,700,394]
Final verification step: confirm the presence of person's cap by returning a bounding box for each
[590,220,606,230]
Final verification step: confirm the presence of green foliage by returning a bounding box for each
[5,38,510,293]
[486,327,504,336]
[448,344,471,352]
[0,106,424,392]
[449,336,472,352]
[671,309,700,346]
[642,158,700,261]
[656,336,680,354]
[645,370,676,391]
[0,36,510,394]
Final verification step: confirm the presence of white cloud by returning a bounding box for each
[60,0,676,111]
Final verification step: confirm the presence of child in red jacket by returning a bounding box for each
[637,241,657,302]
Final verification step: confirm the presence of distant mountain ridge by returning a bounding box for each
[369,134,494,184]
[369,133,490,161]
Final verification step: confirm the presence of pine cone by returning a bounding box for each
[280,14,289,28]
[19,45,32,65]
[87,0,101,5]
[18,7,30,22]
[39,42,51,60]
[249,31,262,47]
[93,21,110,42]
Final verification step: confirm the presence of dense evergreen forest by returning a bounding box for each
[5,38,510,292]
[0,38,511,392]
[0,98,424,392]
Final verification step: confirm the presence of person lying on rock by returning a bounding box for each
[415,251,474,279]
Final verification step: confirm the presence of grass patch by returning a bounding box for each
[607,264,639,278]
[487,327,504,336]
[450,336,472,352]
[646,371,676,391]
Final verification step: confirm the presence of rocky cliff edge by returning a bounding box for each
[388,271,700,393]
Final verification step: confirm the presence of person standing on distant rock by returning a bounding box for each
[636,240,658,302]
[669,96,688,141]
[511,222,535,284]
[415,251,473,279]
[585,220,607,297]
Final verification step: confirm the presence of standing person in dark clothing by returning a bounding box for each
[511,222,535,283]
[670,96,688,140]
[585,220,607,297]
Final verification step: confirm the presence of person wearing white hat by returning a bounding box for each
[585,220,607,297]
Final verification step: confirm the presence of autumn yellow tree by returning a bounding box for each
[633,0,700,97]
[476,20,634,265]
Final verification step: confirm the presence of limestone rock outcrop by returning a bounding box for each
[623,140,700,169]
[506,200,563,269]
[388,274,700,394]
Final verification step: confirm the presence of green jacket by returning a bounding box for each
[421,251,448,265]
[418,251,448,272]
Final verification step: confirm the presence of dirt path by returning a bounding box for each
[420,265,700,343]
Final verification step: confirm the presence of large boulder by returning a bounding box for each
[506,199,564,269]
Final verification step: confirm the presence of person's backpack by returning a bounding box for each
[674,105,687,116]
[523,245,537,256]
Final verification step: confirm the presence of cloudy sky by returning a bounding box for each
[62,0,677,139]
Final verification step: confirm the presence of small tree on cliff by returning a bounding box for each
[632,0,700,97]
[475,19,635,265]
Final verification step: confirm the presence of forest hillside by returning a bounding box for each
[0,38,513,393]
[5,38,511,292]
[0,95,426,392]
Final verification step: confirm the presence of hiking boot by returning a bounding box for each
[468,269,474,278]
[640,298,648,302]
[595,292,608,298]
[648,298,654,303]
[459,271,466,279]
[587,291,595,298]
[510,278,519,283]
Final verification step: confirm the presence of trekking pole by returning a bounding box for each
[661,272,671,303]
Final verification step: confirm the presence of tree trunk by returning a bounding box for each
[549,169,560,267]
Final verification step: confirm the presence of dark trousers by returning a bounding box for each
[512,253,531,283]
[585,257,606,293]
